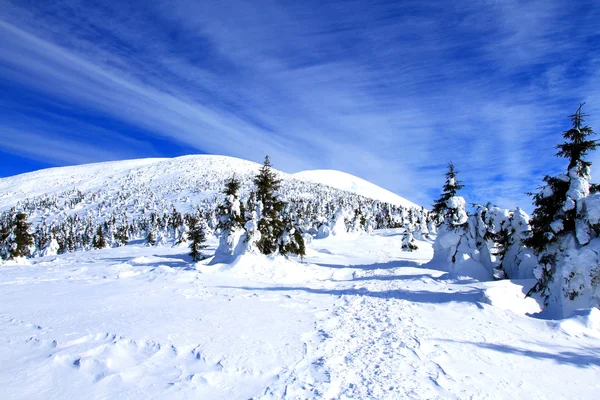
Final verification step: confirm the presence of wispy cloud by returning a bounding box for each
[1,0,599,209]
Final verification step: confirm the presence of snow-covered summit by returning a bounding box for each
[293,169,420,209]
[0,155,421,212]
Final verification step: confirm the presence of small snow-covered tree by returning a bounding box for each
[0,212,34,260]
[146,230,157,246]
[188,216,208,261]
[429,167,495,280]
[114,225,129,247]
[432,162,465,222]
[92,226,107,249]
[402,227,418,251]
[278,208,306,258]
[215,175,245,256]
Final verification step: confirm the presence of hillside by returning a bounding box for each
[293,169,420,209]
[0,155,422,221]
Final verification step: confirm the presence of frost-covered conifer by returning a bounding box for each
[401,228,418,251]
[526,104,600,316]
[216,176,245,256]
[253,156,286,254]
[188,216,208,261]
[92,226,107,249]
[146,230,157,246]
[431,162,465,222]
[0,212,34,260]
[115,225,129,247]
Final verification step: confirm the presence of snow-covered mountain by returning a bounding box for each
[0,154,422,218]
[293,169,420,209]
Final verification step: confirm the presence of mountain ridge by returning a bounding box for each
[0,155,421,211]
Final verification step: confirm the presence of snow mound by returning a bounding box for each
[293,169,420,208]
[482,279,542,315]
[205,253,332,284]
[558,308,600,338]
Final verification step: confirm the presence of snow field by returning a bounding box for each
[1,230,599,399]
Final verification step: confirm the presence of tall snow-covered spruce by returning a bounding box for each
[252,156,305,257]
[526,104,600,317]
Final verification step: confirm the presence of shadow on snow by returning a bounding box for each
[435,339,600,368]
[217,284,486,306]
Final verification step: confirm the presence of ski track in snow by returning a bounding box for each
[1,231,600,399]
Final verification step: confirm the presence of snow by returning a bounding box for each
[2,231,599,399]
[585,193,600,225]
[1,154,599,398]
[292,169,420,209]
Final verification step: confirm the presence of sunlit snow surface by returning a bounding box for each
[1,231,599,399]
[293,169,420,209]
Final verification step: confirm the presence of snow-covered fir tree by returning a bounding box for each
[525,104,600,317]
[251,156,305,256]
[429,165,495,280]
[278,206,306,258]
[402,227,418,251]
[188,216,208,261]
[215,176,245,257]
[92,226,107,249]
[0,212,34,260]
[431,161,465,221]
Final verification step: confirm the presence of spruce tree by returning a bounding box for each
[254,156,286,254]
[3,213,34,259]
[188,216,208,261]
[526,104,600,309]
[0,213,11,260]
[146,230,156,246]
[432,162,465,221]
[401,228,418,251]
[13,213,34,258]
[217,175,245,233]
[115,225,129,247]
[92,226,107,249]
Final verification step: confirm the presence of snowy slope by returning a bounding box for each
[293,169,420,209]
[1,231,599,399]
[0,155,422,216]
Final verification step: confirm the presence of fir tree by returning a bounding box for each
[146,230,156,246]
[216,175,245,255]
[188,216,208,261]
[432,162,465,221]
[2,213,34,259]
[92,226,107,249]
[115,225,129,247]
[217,175,245,232]
[526,104,600,310]
[253,156,286,254]
[401,228,418,251]
[556,103,598,173]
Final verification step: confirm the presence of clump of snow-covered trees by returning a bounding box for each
[214,156,306,259]
[429,163,536,282]
[430,105,600,318]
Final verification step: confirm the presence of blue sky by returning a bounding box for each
[1,0,600,210]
